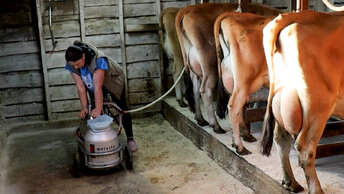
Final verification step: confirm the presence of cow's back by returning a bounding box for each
[274,12,344,93]
[220,12,272,79]
[246,3,284,16]
[179,3,238,43]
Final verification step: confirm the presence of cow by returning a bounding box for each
[160,7,188,108]
[175,3,238,134]
[214,10,282,155]
[175,2,285,134]
[259,10,344,194]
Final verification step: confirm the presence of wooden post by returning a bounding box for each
[79,0,86,42]
[118,0,129,105]
[302,0,308,11]
[35,0,52,120]
[296,0,308,12]
[287,0,292,12]
[156,0,165,100]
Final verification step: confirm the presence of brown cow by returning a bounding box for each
[260,10,344,194]
[175,2,283,134]
[214,10,282,155]
[160,7,188,108]
[175,3,238,134]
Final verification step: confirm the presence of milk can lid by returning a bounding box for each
[87,114,113,131]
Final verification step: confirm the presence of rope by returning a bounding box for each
[124,67,186,114]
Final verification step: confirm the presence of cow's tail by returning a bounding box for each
[175,6,191,74]
[175,6,196,113]
[259,13,285,156]
[184,73,195,113]
[159,8,166,31]
[216,78,229,119]
[214,12,233,119]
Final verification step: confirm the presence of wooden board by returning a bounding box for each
[3,103,45,118]
[0,71,43,89]
[84,5,118,18]
[129,91,161,104]
[0,88,44,106]
[0,27,36,42]
[127,61,160,79]
[43,20,80,38]
[128,78,160,93]
[48,68,74,85]
[0,54,41,73]
[126,44,159,63]
[0,41,39,57]
[51,99,80,112]
[85,18,120,35]
[50,85,79,101]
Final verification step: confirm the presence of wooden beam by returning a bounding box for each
[79,0,86,42]
[322,121,344,138]
[243,107,265,124]
[156,0,163,111]
[118,0,129,105]
[125,24,159,32]
[296,0,308,11]
[316,142,344,159]
[302,0,308,11]
[35,0,52,120]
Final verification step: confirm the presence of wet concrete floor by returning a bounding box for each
[0,114,253,194]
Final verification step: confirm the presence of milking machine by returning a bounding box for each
[70,66,187,177]
[71,102,133,177]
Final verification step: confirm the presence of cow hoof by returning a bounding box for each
[282,180,304,193]
[196,119,209,126]
[213,127,226,134]
[178,100,188,108]
[243,133,257,142]
[232,143,251,155]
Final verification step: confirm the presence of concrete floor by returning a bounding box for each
[162,97,344,194]
[0,113,253,194]
[1,96,344,194]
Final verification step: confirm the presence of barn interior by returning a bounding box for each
[1,0,344,193]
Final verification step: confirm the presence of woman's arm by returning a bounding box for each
[92,69,105,117]
[71,73,88,118]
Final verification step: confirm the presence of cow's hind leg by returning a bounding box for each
[274,124,304,192]
[229,88,257,143]
[228,89,254,155]
[200,74,226,134]
[295,122,326,194]
[190,71,208,126]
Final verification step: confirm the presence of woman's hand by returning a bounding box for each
[79,108,89,119]
[91,108,102,118]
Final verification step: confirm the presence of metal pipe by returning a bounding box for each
[322,0,344,11]
[48,0,57,47]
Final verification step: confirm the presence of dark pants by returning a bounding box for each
[89,87,133,141]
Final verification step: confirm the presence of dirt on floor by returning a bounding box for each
[0,114,253,194]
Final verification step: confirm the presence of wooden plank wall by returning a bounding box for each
[39,0,196,121]
[0,1,46,122]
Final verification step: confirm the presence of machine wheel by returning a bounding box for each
[123,146,133,170]
[70,151,82,178]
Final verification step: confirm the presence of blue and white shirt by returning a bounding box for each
[66,57,108,92]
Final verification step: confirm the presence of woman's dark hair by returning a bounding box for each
[65,45,83,62]
[65,41,96,65]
